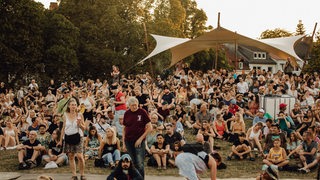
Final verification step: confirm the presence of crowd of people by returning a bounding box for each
[1,63,320,180]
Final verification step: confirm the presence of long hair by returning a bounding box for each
[88,126,98,139]
[66,98,77,113]
[104,127,117,144]
[54,129,61,142]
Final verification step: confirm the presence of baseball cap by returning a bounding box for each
[120,154,132,161]
[258,109,265,113]
[230,99,236,105]
[279,103,287,109]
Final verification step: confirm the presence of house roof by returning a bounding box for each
[141,26,306,68]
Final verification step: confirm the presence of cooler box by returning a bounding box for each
[259,95,296,119]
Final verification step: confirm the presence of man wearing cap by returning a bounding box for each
[252,109,267,126]
[122,97,152,178]
[107,154,143,180]
[279,103,295,129]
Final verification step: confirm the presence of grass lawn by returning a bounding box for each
[0,119,317,179]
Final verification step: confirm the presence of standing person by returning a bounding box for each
[110,85,127,138]
[59,98,86,180]
[122,97,152,178]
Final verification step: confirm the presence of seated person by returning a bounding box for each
[264,123,287,154]
[286,132,301,158]
[98,127,120,169]
[227,132,255,161]
[1,120,19,150]
[213,113,230,141]
[170,115,184,137]
[37,124,51,154]
[246,122,264,157]
[164,123,185,156]
[42,129,67,167]
[274,111,294,135]
[107,154,143,180]
[288,131,318,173]
[84,126,102,160]
[198,120,215,153]
[192,103,213,133]
[93,114,111,139]
[262,138,289,170]
[17,130,43,169]
[150,134,170,169]
[252,109,267,126]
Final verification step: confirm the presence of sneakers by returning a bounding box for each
[26,159,37,169]
[226,156,232,161]
[18,162,28,170]
[298,168,310,173]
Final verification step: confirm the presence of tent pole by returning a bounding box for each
[215,44,218,70]
[143,22,154,77]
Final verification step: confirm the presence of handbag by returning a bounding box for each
[65,132,81,145]
[94,158,105,168]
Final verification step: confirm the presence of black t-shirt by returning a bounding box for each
[175,111,186,120]
[23,139,41,157]
[152,141,168,150]
[233,139,250,147]
[136,94,149,112]
[49,140,63,155]
[164,132,182,150]
[162,92,175,104]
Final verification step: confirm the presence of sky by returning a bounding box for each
[37,0,319,39]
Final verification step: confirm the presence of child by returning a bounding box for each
[227,132,255,161]
[263,138,289,170]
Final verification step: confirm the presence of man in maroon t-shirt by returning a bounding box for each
[123,97,152,178]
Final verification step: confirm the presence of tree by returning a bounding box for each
[42,11,80,82]
[295,20,306,36]
[303,31,320,73]
[0,0,45,85]
[260,28,293,39]
[57,0,146,78]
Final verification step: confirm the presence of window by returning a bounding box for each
[253,52,267,60]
